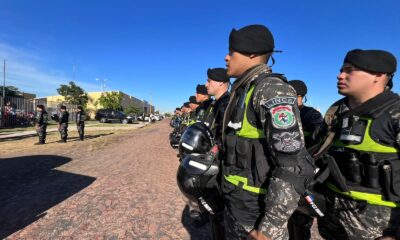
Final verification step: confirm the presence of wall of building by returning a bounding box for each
[45,91,155,119]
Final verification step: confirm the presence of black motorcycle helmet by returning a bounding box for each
[177,153,224,214]
[178,122,214,160]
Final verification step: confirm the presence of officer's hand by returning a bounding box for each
[247,230,270,240]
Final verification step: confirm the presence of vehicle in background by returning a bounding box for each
[95,109,132,124]
[126,114,139,124]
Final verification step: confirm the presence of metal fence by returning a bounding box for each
[0,96,78,128]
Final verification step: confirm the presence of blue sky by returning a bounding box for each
[1,0,399,113]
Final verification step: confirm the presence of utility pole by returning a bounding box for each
[3,59,5,98]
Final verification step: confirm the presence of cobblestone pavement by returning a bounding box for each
[1,120,322,239]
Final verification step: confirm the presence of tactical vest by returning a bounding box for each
[328,106,400,208]
[222,81,271,226]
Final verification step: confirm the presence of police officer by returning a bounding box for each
[205,68,231,145]
[195,84,213,122]
[313,49,400,240]
[58,105,69,143]
[203,67,230,239]
[289,80,324,148]
[188,96,199,124]
[76,106,85,141]
[222,24,313,239]
[34,104,48,145]
[287,80,324,240]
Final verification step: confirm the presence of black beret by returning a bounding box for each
[175,107,181,111]
[289,80,308,96]
[344,49,397,74]
[207,68,229,82]
[183,102,190,108]
[77,106,83,110]
[229,24,274,54]
[189,96,197,104]
[196,84,208,95]
[60,105,67,110]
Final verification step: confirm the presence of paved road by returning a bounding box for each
[1,120,212,239]
[1,119,321,239]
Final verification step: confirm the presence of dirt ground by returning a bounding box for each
[0,119,322,239]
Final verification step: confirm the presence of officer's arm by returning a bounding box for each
[253,81,306,236]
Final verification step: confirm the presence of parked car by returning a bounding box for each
[126,114,139,123]
[95,109,132,124]
[138,114,151,122]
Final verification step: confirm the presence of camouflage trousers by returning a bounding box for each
[77,122,84,140]
[36,124,47,143]
[59,123,68,140]
[318,191,400,240]
[224,178,299,240]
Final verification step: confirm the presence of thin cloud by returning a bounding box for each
[0,42,99,97]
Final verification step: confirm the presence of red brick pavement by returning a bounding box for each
[2,121,212,239]
[1,120,322,239]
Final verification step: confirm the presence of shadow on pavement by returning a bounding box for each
[0,133,40,142]
[0,132,114,143]
[0,155,96,239]
[67,132,114,142]
[181,205,212,240]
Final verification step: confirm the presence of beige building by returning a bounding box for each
[45,91,155,119]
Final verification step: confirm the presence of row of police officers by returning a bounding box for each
[34,105,86,144]
[171,24,399,240]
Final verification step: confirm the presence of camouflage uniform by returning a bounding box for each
[315,91,400,240]
[288,105,324,240]
[58,110,69,142]
[222,65,313,239]
[35,110,48,144]
[76,110,85,141]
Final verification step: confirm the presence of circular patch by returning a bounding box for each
[270,105,296,129]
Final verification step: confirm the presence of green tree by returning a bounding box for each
[124,106,141,115]
[57,81,89,107]
[95,91,123,110]
[0,86,21,96]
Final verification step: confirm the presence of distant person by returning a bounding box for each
[58,106,69,143]
[76,106,85,141]
[34,104,48,145]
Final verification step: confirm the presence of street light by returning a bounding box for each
[95,78,107,93]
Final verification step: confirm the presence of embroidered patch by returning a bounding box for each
[272,132,301,152]
[270,105,296,129]
[264,97,296,108]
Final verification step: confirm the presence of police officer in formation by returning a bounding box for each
[205,68,231,143]
[34,104,48,145]
[287,80,324,240]
[312,49,400,240]
[195,84,213,122]
[288,80,324,148]
[173,23,400,240]
[221,24,314,240]
[58,105,69,143]
[76,106,85,141]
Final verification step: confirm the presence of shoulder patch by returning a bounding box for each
[272,131,301,152]
[270,105,296,129]
[264,97,296,108]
